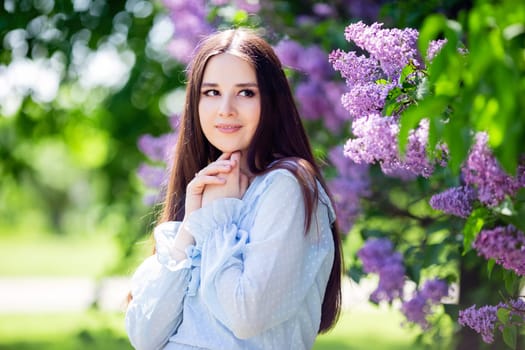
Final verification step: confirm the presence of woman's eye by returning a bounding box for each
[239,89,255,97]
[203,89,219,96]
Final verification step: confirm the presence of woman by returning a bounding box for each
[125,28,342,350]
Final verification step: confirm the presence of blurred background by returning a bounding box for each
[1,0,523,349]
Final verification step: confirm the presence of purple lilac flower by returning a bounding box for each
[137,116,178,204]
[426,39,447,61]
[275,39,349,131]
[297,45,333,80]
[459,304,499,343]
[344,114,400,170]
[295,80,330,121]
[371,260,405,302]
[322,81,352,131]
[137,164,168,189]
[342,0,381,22]
[459,298,525,344]
[233,0,261,13]
[328,147,370,233]
[329,49,382,87]
[344,115,438,178]
[274,39,304,69]
[137,133,176,162]
[462,132,521,206]
[162,0,213,63]
[312,3,334,17]
[402,294,430,328]
[402,118,439,178]
[420,278,449,303]
[344,21,421,79]
[401,278,449,329]
[340,83,393,119]
[357,238,406,303]
[518,160,525,187]
[357,238,396,273]
[473,225,525,276]
[429,185,477,218]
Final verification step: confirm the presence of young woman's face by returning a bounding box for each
[198,53,261,156]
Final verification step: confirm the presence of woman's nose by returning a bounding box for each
[218,95,236,117]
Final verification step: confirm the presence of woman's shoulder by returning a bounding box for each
[257,160,336,223]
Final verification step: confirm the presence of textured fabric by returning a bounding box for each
[125,169,336,350]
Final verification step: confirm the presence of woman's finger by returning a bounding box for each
[197,161,233,176]
[217,152,232,161]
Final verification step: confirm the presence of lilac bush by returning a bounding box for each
[330,21,447,179]
[331,21,524,343]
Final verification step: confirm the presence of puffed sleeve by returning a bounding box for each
[125,221,198,350]
[186,170,334,339]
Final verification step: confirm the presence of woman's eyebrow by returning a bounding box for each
[201,82,258,87]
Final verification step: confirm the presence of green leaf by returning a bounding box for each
[398,96,448,156]
[503,270,519,294]
[497,308,510,324]
[347,265,364,283]
[418,14,447,60]
[502,325,517,349]
[487,259,496,278]
[462,208,488,254]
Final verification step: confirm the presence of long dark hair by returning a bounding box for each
[160,28,342,333]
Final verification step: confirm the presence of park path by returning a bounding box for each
[0,276,375,313]
[0,277,131,313]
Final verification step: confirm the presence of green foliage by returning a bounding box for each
[404,0,525,175]
[0,1,178,267]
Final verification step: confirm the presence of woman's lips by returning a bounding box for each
[216,124,241,133]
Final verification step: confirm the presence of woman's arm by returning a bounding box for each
[187,170,334,339]
[125,222,194,350]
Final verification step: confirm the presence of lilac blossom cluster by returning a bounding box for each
[162,0,213,64]
[343,115,438,179]
[459,298,525,344]
[472,225,525,276]
[327,146,370,234]
[357,238,405,303]
[430,132,525,218]
[401,278,449,329]
[463,132,523,207]
[274,40,349,132]
[136,116,179,204]
[329,22,447,179]
[429,185,476,218]
[162,0,261,64]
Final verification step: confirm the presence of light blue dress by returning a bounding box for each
[125,169,336,350]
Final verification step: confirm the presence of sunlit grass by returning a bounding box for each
[0,308,425,350]
[0,233,119,277]
[0,311,131,350]
[314,307,424,350]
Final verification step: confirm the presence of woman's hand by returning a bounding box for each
[201,152,249,207]
[185,152,235,216]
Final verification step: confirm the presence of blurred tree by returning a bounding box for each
[0,0,183,266]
